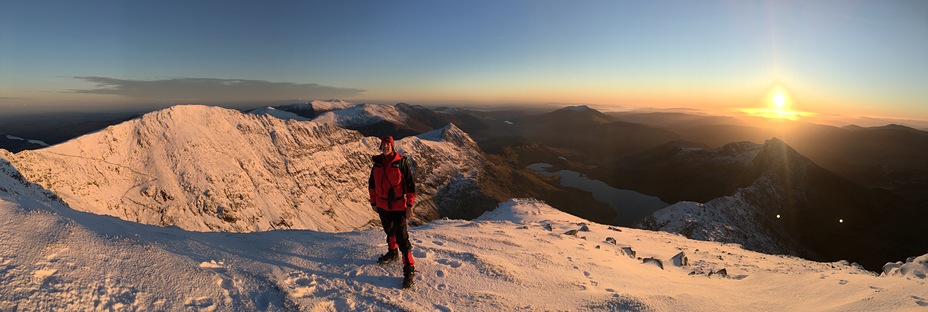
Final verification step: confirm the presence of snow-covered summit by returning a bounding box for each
[415,123,477,148]
[561,105,594,112]
[313,103,406,129]
[306,99,353,112]
[274,99,353,113]
[6,104,487,232]
[245,106,311,121]
[476,198,584,224]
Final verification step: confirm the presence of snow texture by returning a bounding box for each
[883,254,928,279]
[5,105,483,233]
[246,106,311,121]
[305,99,353,113]
[314,103,407,129]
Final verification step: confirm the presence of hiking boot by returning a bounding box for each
[402,265,416,289]
[378,249,399,264]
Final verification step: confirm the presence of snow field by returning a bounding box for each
[2,193,927,311]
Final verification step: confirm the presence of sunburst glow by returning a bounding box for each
[739,87,817,121]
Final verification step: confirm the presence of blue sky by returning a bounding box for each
[1,0,926,120]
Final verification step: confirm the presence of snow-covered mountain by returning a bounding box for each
[638,138,928,271]
[4,105,486,232]
[314,103,408,130]
[308,102,483,142]
[1,158,925,311]
[271,99,354,119]
[245,106,310,121]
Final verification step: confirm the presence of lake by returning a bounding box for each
[527,163,669,226]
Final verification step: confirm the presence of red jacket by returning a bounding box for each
[369,152,416,211]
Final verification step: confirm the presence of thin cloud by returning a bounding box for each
[69,77,365,102]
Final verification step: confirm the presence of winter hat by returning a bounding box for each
[380,136,394,148]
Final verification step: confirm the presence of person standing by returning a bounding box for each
[369,135,418,288]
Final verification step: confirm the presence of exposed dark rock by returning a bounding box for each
[642,257,663,270]
[671,252,688,267]
[621,247,636,258]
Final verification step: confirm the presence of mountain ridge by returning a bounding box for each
[5,105,487,232]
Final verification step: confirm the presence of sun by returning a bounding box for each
[738,86,817,121]
[772,91,786,110]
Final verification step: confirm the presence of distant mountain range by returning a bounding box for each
[606,111,928,208]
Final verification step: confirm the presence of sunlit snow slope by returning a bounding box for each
[6,105,483,232]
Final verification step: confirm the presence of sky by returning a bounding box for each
[1,0,926,121]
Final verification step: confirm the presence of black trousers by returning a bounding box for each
[378,210,412,254]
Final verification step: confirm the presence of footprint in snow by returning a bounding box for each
[198,260,227,272]
[838,280,848,285]
[435,258,463,268]
[285,272,318,298]
[32,268,58,286]
[218,277,234,290]
[432,241,445,246]
[184,297,214,310]
[0,257,13,275]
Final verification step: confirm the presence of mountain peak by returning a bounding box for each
[417,123,477,147]
[561,105,593,112]
[144,105,251,125]
[542,105,612,124]
[314,103,405,128]
[246,106,310,121]
[476,198,582,224]
[309,99,353,111]
[157,104,224,114]
[753,137,809,167]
